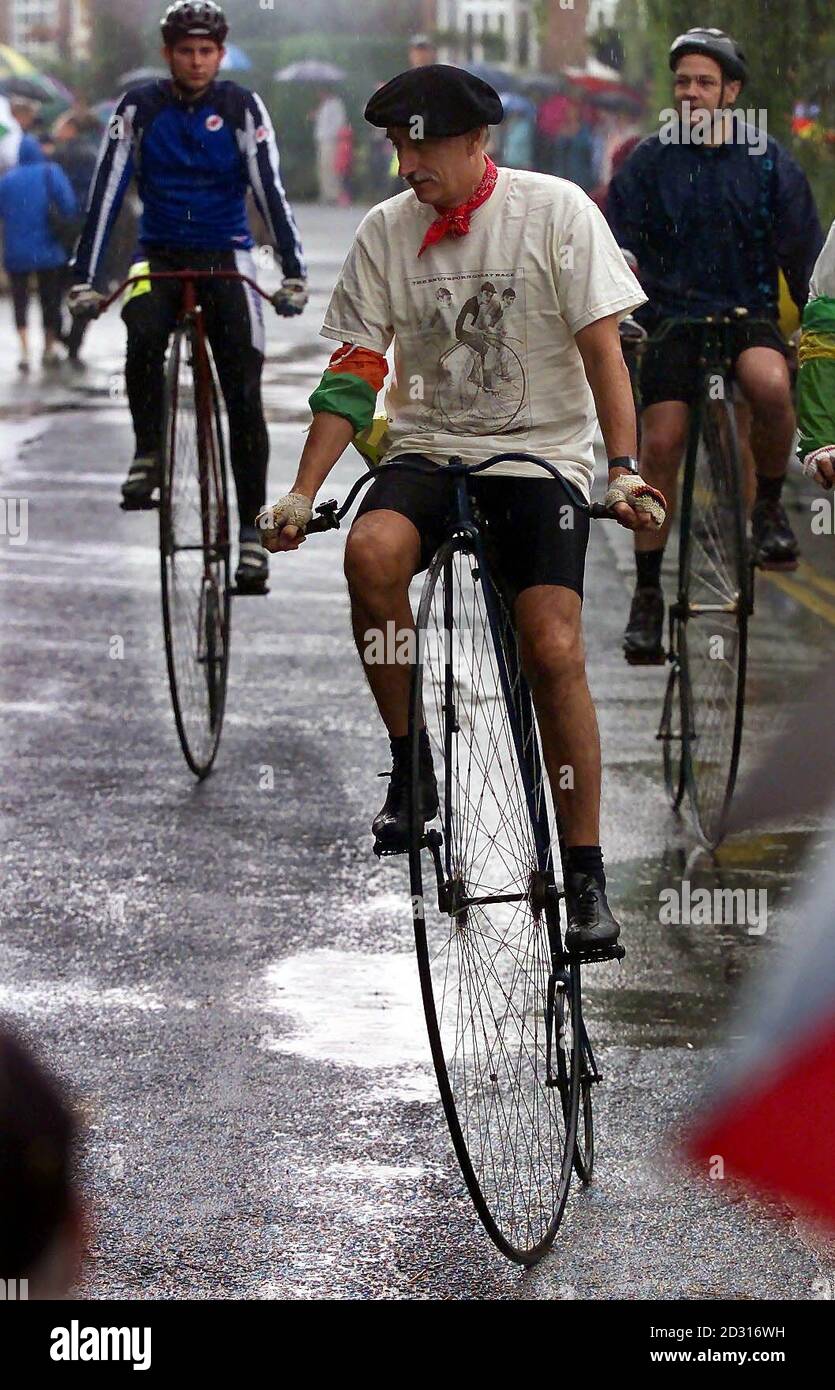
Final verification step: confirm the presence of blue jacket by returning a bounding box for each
[73,79,306,285]
[607,129,824,324]
[0,136,77,273]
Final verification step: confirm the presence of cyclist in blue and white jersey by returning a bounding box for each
[69,1,307,592]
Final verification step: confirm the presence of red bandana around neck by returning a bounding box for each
[417,156,499,258]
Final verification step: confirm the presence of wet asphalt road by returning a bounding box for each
[1,204,834,1300]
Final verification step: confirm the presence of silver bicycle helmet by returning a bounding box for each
[669,28,748,86]
[161,1,228,45]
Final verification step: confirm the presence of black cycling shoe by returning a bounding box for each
[121,455,160,509]
[750,498,800,571]
[372,732,439,856]
[564,873,622,953]
[234,542,269,594]
[623,584,665,665]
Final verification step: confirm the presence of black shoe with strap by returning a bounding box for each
[372,730,439,856]
[564,872,622,955]
[750,498,800,571]
[623,584,665,665]
[121,455,160,510]
[234,541,269,594]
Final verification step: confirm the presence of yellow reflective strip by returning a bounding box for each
[124,260,152,302]
[798,331,835,366]
[762,569,835,627]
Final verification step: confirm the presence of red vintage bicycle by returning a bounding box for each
[95,268,275,779]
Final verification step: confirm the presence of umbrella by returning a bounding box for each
[273,61,346,84]
[498,92,536,118]
[92,99,118,127]
[589,89,644,114]
[0,44,39,78]
[0,75,53,103]
[220,44,252,72]
[686,656,835,1232]
[520,73,567,98]
[116,67,167,89]
[458,62,521,95]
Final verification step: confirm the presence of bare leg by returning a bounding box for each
[635,399,690,555]
[515,585,600,846]
[735,346,795,477]
[343,510,421,738]
[734,397,757,514]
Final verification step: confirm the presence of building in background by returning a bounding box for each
[434,2,540,71]
[6,0,92,62]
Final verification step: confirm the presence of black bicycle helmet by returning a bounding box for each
[160,1,228,45]
[669,28,748,86]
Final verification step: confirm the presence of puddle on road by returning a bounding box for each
[591,828,822,1048]
[259,948,436,1100]
[0,978,169,1017]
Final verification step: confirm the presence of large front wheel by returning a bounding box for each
[407,538,580,1265]
[677,394,749,847]
[159,322,231,778]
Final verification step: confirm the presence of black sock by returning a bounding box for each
[566,845,606,891]
[389,729,431,761]
[756,474,784,504]
[636,549,664,589]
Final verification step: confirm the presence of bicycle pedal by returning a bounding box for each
[623,650,665,667]
[754,557,799,573]
[372,838,407,860]
[567,943,626,965]
[229,583,270,597]
[120,496,159,511]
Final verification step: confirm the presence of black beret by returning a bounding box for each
[364,64,504,137]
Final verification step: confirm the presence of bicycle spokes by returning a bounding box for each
[410,541,578,1263]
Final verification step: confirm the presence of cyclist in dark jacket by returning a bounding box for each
[607,28,824,663]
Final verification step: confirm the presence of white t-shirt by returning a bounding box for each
[810,219,835,300]
[320,168,646,498]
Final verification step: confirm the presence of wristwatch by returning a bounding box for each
[608,455,640,474]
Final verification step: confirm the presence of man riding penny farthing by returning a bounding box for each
[257,66,670,1260]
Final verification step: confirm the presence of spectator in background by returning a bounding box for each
[0,134,77,373]
[334,119,354,206]
[502,110,535,170]
[0,95,23,173]
[10,95,43,139]
[600,104,643,186]
[313,85,348,206]
[408,34,437,68]
[552,100,598,192]
[368,83,394,200]
[0,1025,84,1298]
[590,131,642,214]
[53,111,101,366]
[535,88,572,171]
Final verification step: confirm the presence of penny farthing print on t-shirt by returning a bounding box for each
[410,270,531,435]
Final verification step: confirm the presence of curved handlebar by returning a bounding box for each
[304,455,618,535]
[96,268,277,316]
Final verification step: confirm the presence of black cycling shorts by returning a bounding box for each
[639,319,789,409]
[353,455,590,600]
